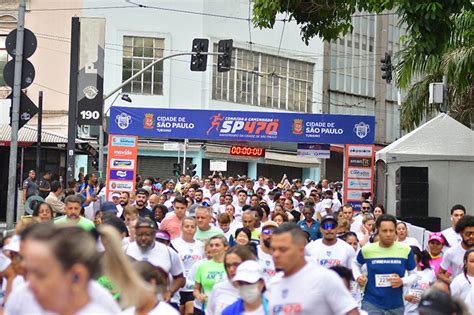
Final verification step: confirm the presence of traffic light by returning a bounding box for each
[380,52,392,84]
[190,38,209,72]
[173,163,182,176]
[186,163,197,177]
[217,39,233,72]
[91,158,98,169]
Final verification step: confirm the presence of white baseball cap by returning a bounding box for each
[232,260,264,284]
[321,199,333,209]
[3,235,20,253]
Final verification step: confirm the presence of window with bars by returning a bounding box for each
[122,36,164,95]
[212,46,314,113]
[0,36,7,86]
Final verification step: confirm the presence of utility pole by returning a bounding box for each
[66,17,80,181]
[6,0,26,229]
[36,91,43,173]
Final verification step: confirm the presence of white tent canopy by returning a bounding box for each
[375,114,474,230]
[377,113,474,162]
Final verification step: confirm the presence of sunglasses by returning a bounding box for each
[322,223,337,230]
[262,228,273,235]
[361,207,371,210]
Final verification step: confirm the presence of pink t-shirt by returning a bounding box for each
[159,214,183,240]
[430,255,451,275]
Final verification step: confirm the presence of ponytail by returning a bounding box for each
[97,225,154,308]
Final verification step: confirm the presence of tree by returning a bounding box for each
[396,9,474,130]
[253,0,473,130]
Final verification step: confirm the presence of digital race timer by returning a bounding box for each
[230,145,265,157]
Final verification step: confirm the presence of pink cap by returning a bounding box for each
[428,232,444,244]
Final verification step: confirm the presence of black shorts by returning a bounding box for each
[180,291,194,305]
[194,307,205,315]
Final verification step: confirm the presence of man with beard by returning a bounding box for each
[257,220,278,284]
[134,188,154,221]
[305,214,354,268]
[189,189,204,216]
[126,217,185,298]
[54,195,95,231]
[439,215,474,283]
[116,191,130,218]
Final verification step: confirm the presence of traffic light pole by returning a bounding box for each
[182,139,188,174]
[100,51,223,178]
[6,0,26,229]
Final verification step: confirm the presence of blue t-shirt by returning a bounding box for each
[356,241,416,309]
[297,219,321,241]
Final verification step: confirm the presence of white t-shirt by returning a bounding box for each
[350,220,362,233]
[399,237,422,249]
[440,243,466,277]
[257,245,277,284]
[450,273,474,301]
[442,227,462,247]
[122,301,179,315]
[242,304,265,315]
[171,238,204,292]
[305,238,356,268]
[267,263,358,315]
[126,241,184,276]
[403,268,436,314]
[190,260,206,310]
[5,280,120,315]
[206,279,240,315]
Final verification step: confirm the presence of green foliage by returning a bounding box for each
[252,0,392,44]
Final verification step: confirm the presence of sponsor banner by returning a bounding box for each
[344,144,375,204]
[347,145,374,157]
[110,106,375,144]
[77,18,105,126]
[106,134,138,200]
[111,136,137,147]
[297,143,330,159]
[109,169,134,181]
[110,158,135,170]
[347,179,372,189]
[348,157,372,167]
[346,190,365,201]
[109,180,134,191]
[347,167,372,179]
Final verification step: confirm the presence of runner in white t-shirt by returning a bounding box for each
[171,217,205,315]
[441,205,466,247]
[439,215,474,283]
[397,222,422,249]
[256,221,279,284]
[450,249,474,302]
[268,223,359,315]
[305,214,355,268]
[125,218,186,296]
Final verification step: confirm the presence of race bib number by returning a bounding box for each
[408,288,423,300]
[375,274,392,287]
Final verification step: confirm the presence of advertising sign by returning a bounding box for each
[110,107,375,144]
[77,18,105,125]
[297,144,330,159]
[106,134,138,201]
[344,144,375,212]
[210,160,227,172]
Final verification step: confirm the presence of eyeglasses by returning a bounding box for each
[323,223,336,230]
[262,228,273,235]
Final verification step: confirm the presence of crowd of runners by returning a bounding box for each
[3,172,473,314]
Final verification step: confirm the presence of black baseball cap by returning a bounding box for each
[136,188,149,197]
[321,214,338,225]
[417,288,457,315]
[135,217,157,230]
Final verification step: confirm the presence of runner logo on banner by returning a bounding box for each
[106,134,138,201]
[343,144,375,212]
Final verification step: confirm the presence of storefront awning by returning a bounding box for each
[0,123,85,146]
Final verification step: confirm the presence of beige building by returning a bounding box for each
[1,0,82,135]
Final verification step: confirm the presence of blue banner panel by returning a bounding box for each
[110,106,375,144]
